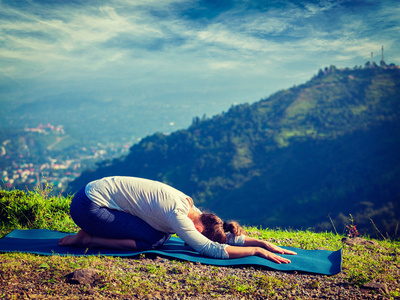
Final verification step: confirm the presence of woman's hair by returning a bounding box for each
[200,213,244,244]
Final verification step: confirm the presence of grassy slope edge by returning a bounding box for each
[0,189,399,299]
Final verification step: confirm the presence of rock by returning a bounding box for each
[341,237,379,247]
[362,282,389,294]
[65,268,101,285]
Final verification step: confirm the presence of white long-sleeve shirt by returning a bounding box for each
[84,176,244,258]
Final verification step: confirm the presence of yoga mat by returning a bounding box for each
[0,229,341,275]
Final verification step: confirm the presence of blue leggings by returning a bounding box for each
[69,187,171,250]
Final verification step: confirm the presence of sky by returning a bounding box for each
[1,0,399,131]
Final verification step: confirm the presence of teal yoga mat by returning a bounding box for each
[0,229,341,275]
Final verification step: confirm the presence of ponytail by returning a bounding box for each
[223,221,244,236]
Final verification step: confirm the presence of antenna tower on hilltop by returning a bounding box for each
[381,45,384,61]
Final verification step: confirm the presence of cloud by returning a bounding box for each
[0,0,399,112]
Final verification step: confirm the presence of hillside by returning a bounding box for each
[69,64,400,237]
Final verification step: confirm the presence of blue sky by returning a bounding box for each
[1,0,399,130]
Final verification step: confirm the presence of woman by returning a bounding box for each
[59,176,296,263]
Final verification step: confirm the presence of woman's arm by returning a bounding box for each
[225,245,293,264]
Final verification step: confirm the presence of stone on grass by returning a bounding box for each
[341,237,379,247]
[66,268,101,285]
[362,282,389,294]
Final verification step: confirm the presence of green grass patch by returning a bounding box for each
[0,187,77,236]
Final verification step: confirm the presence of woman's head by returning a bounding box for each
[200,213,244,243]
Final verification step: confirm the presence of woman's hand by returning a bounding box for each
[254,247,293,264]
[261,240,297,256]
[226,235,297,263]
[242,236,297,258]
[226,245,293,264]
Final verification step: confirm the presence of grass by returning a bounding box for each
[1,188,400,299]
[0,186,77,235]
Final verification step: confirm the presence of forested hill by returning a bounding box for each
[69,64,400,237]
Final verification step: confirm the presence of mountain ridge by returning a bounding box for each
[69,64,400,237]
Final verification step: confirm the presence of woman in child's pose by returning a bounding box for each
[59,176,296,263]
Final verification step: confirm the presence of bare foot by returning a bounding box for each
[58,230,91,248]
